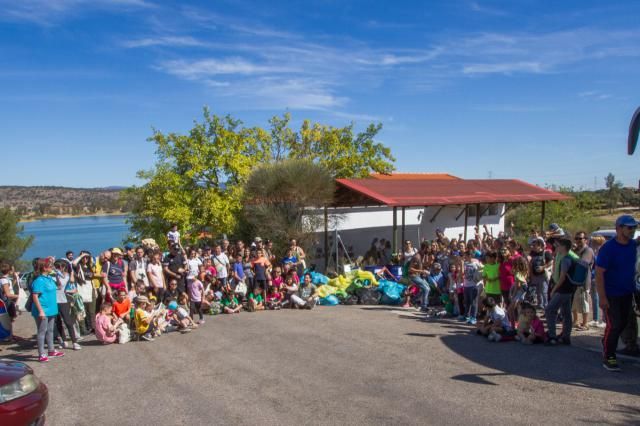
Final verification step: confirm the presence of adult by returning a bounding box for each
[31,258,64,362]
[53,260,81,351]
[588,235,606,328]
[596,215,639,371]
[289,238,306,274]
[408,253,431,313]
[103,247,128,295]
[128,246,149,288]
[147,250,166,302]
[528,238,552,309]
[545,239,575,346]
[74,252,96,334]
[186,249,203,283]
[402,240,418,265]
[252,248,271,291]
[163,244,187,294]
[572,231,595,330]
[296,273,319,309]
[211,245,230,287]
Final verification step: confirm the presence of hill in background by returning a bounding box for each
[0,186,129,219]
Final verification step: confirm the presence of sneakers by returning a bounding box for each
[57,339,67,349]
[603,357,621,372]
[596,322,606,329]
[487,331,501,342]
[467,318,477,325]
[73,343,82,351]
[587,320,598,327]
[38,355,49,363]
[47,350,64,357]
[141,333,155,342]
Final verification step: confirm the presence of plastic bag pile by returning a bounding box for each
[307,270,407,306]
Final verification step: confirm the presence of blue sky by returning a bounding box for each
[1,0,639,189]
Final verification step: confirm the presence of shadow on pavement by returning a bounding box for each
[451,372,509,386]
[405,332,437,338]
[578,404,640,425]
[439,329,640,397]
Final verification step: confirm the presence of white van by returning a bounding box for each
[590,229,640,241]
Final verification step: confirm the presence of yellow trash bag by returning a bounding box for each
[354,269,378,286]
[317,284,338,298]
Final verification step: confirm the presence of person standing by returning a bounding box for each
[572,231,595,330]
[596,215,639,371]
[31,258,64,362]
[545,239,575,346]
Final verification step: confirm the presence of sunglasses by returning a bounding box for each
[623,225,637,230]
[574,237,585,241]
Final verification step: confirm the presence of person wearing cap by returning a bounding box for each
[596,214,639,371]
[134,295,155,341]
[103,247,128,296]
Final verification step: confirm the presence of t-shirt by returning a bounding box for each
[299,283,317,299]
[596,238,638,297]
[135,308,150,334]
[221,295,238,308]
[130,258,149,286]
[105,259,126,287]
[267,292,282,302]
[147,263,164,289]
[167,230,180,243]
[55,272,69,304]
[113,298,131,318]
[483,263,501,295]
[554,255,575,294]
[499,259,514,291]
[95,313,117,344]
[248,293,264,304]
[552,250,578,284]
[176,306,189,320]
[576,245,595,291]
[463,260,482,288]
[282,256,297,266]
[233,262,245,280]
[31,275,59,317]
[212,254,230,279]
[187,258,202,279]
[163,253,186,289]
[188,279,204,302]
[530,250,553,277]
[489,306,511,330]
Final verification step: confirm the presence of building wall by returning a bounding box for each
[306,204,505,271]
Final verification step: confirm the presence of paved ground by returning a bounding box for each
[2,306,640,425]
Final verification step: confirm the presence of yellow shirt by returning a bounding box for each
[135,308,150,335]
[92,259,103,289]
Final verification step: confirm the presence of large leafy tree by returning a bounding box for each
[241,159,335,250]
[0,208,33,264]
[125,108,395,244]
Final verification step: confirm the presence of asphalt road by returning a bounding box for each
[3,306,640,425]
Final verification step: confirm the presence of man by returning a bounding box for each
[128,246,149,288]
[572,231,595,330]
[211,245,230,287]
[596,215,638,371]
[163,244,187,294]
[545,239,575,346]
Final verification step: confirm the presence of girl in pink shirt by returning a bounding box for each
[95,302,122,344]
[188,278,205,324]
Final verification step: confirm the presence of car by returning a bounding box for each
[0,360,48,426]
[590,229,640,241]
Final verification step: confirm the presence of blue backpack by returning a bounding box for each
[566,256,589,287]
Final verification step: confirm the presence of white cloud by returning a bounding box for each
[156,58,297,79]
[469,2,508,16]
[122,36,205,48]
[463,61,546,75]
[578,90,613,100]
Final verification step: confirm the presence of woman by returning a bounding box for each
[409,253,431,313]
[31,258,64,362]
[242,248,255,292]
[53,260,81,351]
[588,235,606,328]
[74,252,96,334]
[103,248,127,296]
[146,250,166,303]
[402,240,418,265]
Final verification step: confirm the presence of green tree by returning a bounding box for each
[126,108,395,243]
[0,208,33,264]
[241,159,335,250]
[605,172,623,212]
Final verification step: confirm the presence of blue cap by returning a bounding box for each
[615,215,638,227]
[124,243,135,250]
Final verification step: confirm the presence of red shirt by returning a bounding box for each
[113,298,131,318]
[499,259,515,291]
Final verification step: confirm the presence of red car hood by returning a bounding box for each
[0,360,33,387]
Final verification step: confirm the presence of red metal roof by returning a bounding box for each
[335,178,571,207]
[369,173,460,180]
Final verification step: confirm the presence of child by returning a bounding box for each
[509,256,529,328]
[129,279,145,303]
[515,303,545,344]
[247,285,265,312]
[188,276,205,324]
[477,297,512,342]
[95,302,122,344]
[134,296,156,341]
[221,290,242,314]
[482,251,502,305]
[167,301,197,332]
[167,223,180,246]
[402,283,420,308]
[112,290,131,325]
[281,274,299,309]
[266,285,282,310]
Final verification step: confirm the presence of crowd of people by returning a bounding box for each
[1,217,639,373]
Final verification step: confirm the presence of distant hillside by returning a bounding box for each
[0,186,129,218]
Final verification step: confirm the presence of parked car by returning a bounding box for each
[591,229,640,241]
[0,360,48,426]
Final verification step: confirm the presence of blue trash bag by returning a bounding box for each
[319,294,340,306]
[377,280,406,305]
[310,271,329,285]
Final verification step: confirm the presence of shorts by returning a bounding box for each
[571,287,590,314]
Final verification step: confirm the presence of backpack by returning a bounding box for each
[23,272,36,313]
[566,256,589,287]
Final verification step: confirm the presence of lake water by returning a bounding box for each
[20,215,129,260]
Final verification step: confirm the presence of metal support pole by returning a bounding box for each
[540,201,546,234]
[392,206,398,255]
[323,206,328,270]
[401,207,406,247]
[475,203,481,232]
[463,205,469,242]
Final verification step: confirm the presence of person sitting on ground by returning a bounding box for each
[477,297,511,342]
[129,279,145,304]
[221,289,242,314]
[95,302,122,345]
[134,296,156,341]
[515,303,545,344]
[247,285,265,312]
[112,289,131,325]
[163,279,179,305]
[167,301,197,332]
[266,285,282,310]
[297,273,319,309]
[281,273,299,308]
